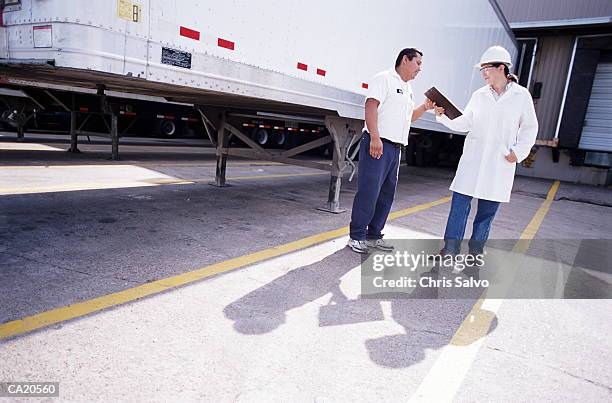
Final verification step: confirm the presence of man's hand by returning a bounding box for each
[370,136,383,159]
[505,150,518,163]
[413,99,437,122]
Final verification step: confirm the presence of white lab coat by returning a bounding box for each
[436,83,538,203]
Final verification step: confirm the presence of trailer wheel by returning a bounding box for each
[159,120,177,137]
[415,146,426,167]
[251,128,269,146]
[318,142,333,158]
[405,137,417,166]
[273,131,286,147]
[417,135,433,150]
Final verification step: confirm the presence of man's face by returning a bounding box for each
[405,54,422,80]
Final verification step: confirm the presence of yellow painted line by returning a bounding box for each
[515,180,560,245]
[141,161,287,168]
[122,172,327,184]
[141,179,195,185]
[410,181,561,403]
[0,182,158,195]
[388,196,451,219]
[173,172,328,183]
[0,143,64,151]
[0,161,286,169]
[0,195,451,340]
[227,172,327,180]
[0,180,196,195]
[0,164,136,170]
[0,172,326,195]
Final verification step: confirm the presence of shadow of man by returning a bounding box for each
[224,247,383,335]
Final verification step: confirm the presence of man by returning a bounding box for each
[348,48,435,254]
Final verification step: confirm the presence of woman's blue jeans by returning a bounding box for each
[443,192,500,255]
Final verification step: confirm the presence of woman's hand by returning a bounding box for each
[424,98,445,116]
[505,151,518,163]
[424,98,436,110]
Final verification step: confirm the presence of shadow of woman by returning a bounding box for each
[365,266,498,368]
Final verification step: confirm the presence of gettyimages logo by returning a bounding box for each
[372,250,485,272]
[361,239,612,299]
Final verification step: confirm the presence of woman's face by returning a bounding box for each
[480,64,505,85]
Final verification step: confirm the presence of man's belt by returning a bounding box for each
[363,131,402,148]
[381,138,402,148]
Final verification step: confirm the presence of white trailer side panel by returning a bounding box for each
[1,0,516,129]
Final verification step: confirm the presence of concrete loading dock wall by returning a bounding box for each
[498,0,612,185]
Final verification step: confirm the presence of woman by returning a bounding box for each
[433,45,538,256]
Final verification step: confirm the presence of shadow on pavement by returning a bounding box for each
[224,247,497,368]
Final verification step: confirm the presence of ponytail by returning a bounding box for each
[503,65,518,83]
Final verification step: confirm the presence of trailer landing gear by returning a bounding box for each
[203,109,361,213]
[210,113,231,187]
[317,117,362,214]
[67,86,121,160]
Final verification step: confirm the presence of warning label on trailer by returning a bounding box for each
[117,0,140,22]
[161,47,192,69]
[33,25,53,48]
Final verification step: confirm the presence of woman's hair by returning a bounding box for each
[492,63,519,83]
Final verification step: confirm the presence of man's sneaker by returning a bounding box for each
[365,238,394,252]
[347,238,369,254]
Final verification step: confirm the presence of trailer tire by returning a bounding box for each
[417,135,433,150]
[251,128,270,146]
[415,146,426,167]
[318,142,333,158]
[273,130,286,147]
[405,137,417,166]
[156,119,177,137]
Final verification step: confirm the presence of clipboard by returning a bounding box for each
[424,87,463,120]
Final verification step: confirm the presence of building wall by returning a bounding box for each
[517,147,610,185]
[527,35,575,141]
[497,0,612,23]
[497,0,612,184]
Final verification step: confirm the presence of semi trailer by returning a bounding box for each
[0,0,518,210]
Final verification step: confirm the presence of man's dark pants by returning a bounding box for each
[349,131,401,241]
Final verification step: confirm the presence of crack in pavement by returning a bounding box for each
[556,197,612,209]
[3,251,151,286]
[487,346,612,392]
[512,190,548,200]
[3,250,94,278]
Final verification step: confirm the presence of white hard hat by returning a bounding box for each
[475,46,512,68]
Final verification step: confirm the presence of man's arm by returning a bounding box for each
[411,99,435,122]
[365,98,383,159]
